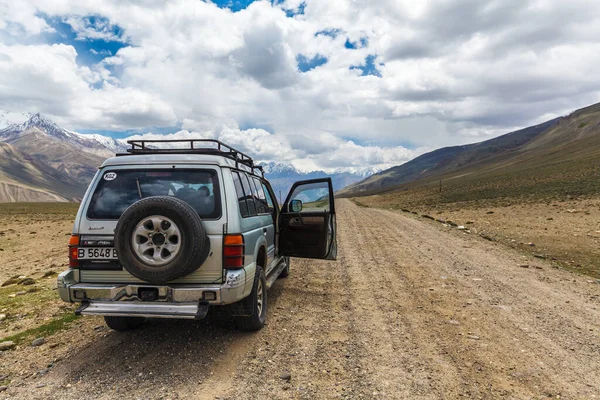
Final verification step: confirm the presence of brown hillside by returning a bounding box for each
[340,101,600,203]
[0,142,80,202]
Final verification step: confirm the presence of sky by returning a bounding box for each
[1,0,600,172]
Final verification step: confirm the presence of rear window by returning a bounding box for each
[87,169,221,220]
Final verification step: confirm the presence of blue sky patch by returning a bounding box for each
[211,0,257,12]
[350,55,383,77]
[44,16,128,66]
[345,37,368,49]
[296,54,328,72]
[284,1,306,17]
[315,28,343,39]
[78,125,183,139]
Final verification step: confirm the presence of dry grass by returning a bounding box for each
[0,202,79,343]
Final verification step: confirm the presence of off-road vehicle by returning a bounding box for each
[57,139,337,331]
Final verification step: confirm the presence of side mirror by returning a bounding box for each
[290,199,303,212]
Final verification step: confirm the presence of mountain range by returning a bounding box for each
[259,162,377,202]
[5,100,597,205]
[0,114,374,202]
[339,102,600,201]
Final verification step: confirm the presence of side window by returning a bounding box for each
[240,173,257,216]
[251,177,268,214]
[232,171,249,218]
[261,183,275,212]
[288,181,331,213]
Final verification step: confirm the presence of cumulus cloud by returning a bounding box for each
[0,42,177,130]
[0,0,599,171]
[64,15,124,42]
[127,125,421,173]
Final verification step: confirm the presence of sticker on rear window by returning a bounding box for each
[103,172,117,181]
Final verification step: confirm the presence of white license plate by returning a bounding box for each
[78,248,118,260]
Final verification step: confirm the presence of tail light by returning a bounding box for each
[223,234,244,269]
[69,235,80,268]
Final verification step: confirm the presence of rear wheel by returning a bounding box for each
[235,266,267,331]
[104,316,145,331]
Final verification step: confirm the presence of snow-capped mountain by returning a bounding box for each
[0,113,128,157]
[0,113,132,200]
[72,132,128,154]
[259,161,300,175]
[259,162,378,198]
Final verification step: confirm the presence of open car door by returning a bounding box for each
[279,178,337,260]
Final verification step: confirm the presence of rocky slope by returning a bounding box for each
[0,142,80,202]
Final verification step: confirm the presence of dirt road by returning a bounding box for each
[3,199,599,399]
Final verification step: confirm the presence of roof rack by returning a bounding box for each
[122,139,264,177]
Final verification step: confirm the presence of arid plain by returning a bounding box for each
[0,199,598,399]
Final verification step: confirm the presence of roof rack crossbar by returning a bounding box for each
[124,139,263,177]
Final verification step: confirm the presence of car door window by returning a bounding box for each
[232,171,250,217]
[261,183,275,213]
[287,181,331,213]
[251,177,268,214]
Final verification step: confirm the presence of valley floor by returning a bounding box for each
[357,195,600,279]
[1,200,599,399]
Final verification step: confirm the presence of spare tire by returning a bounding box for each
[115,196,210,284]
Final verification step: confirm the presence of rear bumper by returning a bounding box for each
[76,301,209,320]
[57,265,254,319]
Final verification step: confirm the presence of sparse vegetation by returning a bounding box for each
[350,198,369,208]
[0,311,78,345]
[0,202,79,216]
[0,202,78,349]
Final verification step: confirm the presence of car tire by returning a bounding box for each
[278,256,290,278]
[115,196,210,284]
[235,266,267,331]
[104,316,145,331]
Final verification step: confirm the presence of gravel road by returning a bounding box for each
[3,199,599,399]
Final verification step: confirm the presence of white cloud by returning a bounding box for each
[0,42,177,130]
[0,0,599,171]
[64,15,123,42]
[0,0,53,36]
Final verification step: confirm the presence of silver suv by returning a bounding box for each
[57,139,337,331]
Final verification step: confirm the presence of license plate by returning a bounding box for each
[78,248,118,260]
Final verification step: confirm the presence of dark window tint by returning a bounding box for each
[240,173,257,216]
[251,177,268,214]
[232,171,249,217]
[261,183,275,212]
[87,169,221,220]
